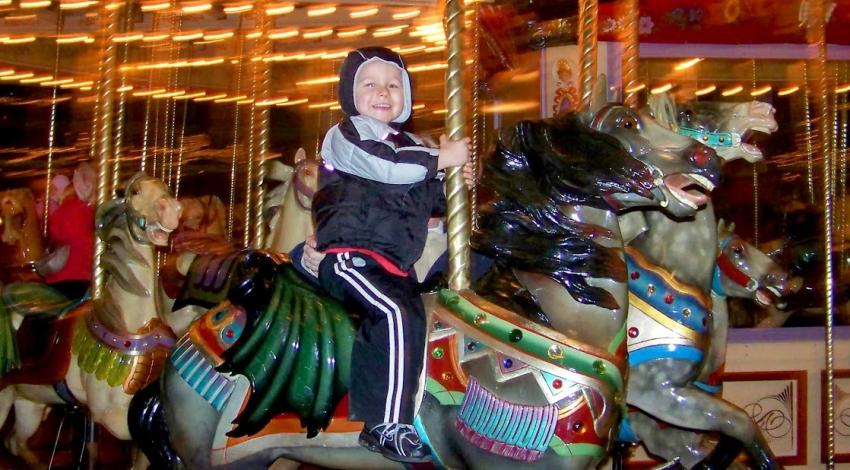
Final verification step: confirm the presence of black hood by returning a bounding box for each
[338,46,413,124]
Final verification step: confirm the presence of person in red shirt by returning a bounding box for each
[42,163,96,299]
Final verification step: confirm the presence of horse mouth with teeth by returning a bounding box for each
[663,173,715,211]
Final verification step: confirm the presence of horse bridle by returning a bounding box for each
[291,159,320,211]
[713,235,758,296]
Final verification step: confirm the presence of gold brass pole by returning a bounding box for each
[619,0,639,107]
[578,0,599,110]
[252,3,273,249]
[808,1,836,467]
[444,0,470,291]
[92,1,120,300]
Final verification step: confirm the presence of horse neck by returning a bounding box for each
[102,224,160,333]
[700,290,730,383]
[632,203,718,293]
[268,182,313,254]
[517,203,628,351]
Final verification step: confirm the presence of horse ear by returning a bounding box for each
[588,74,608,115]
[294,147,307,163]
[647,93,678,131]
[717,218,727,237]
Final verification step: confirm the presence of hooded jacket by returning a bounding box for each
[313,47,445,273]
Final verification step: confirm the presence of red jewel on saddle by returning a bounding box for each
[552,379,562,389]
[630,271,640,280]
[664,293,674,304]
[627,327,639,338]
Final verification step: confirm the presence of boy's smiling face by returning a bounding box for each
[354,60,405,124]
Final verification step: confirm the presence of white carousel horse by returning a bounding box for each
[265,148,318,254]
[0,173,182,467]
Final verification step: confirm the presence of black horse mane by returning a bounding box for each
[473,113,648,310]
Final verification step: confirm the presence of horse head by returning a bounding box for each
[1,189,31,245]
[649,94,778,163]
[714,219,793,306]
[0,188,43,262]
[99,173,182,247]
[586,103,721,219]
[179,195,226,237]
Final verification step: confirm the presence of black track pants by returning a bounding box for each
[318,251,426,425]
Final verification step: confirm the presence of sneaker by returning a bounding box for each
[358,423,432,464]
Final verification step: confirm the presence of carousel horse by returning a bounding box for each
[647,93,778,163]
[129,94,721,469]
[0,188,44,284]
[619,220,793,469]
[0,173,182,467]
[611,95,784,469]
[179,194,228,239]
[265,149,319,254]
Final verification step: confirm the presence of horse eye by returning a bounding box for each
[732,245,744,255]
[620,117,637,129]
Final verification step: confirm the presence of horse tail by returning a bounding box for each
[128,379,184,470]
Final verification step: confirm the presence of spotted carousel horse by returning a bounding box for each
[610,95,784,469]
[647,93,778,163]
[0,188,44,284]
[0,173,182,467]
[128,97,720,469]
[619,220,792,469]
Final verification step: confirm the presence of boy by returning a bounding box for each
[308,46,469,463]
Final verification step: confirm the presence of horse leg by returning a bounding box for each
[0,386,14,427]
[7,398,49,466]
[629,360,781,470]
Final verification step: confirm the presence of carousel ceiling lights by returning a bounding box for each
[140,2,169,11]
[695,84,716,96]
[392,8,420,20]
[181,2,211,13]
[19,75,52,83]
[2,36,36,44]
[0,69,14,76]
[275,98,307,107]
[256,97,289,106]
[114,33,144,43]
[373,26,406,38]
[268,28,298,39]
[650,83,673,94]
[222,3,251,14]
[836,83,850,93]
[674,58,702,71]
[295,75,337,86]
[306,4,336,17]
[1,72,34,80]
[750,85,772,96]
[116,84,133,91]
[133,88,166,96]
[174,91,206,100]
[41,78,74,86]
[625,83,646,93]
[302,28,333,39]
[308,100,338,109]
[265,2,294,15]
[349,6,377,18]
[337,27,366,38]
[214,95,247,103]
[721,85,743,97]
[59,0,96,9]
[203,30,233,40]
[56,34,93,44]
[194,92,226,101]
[20,0,51,8]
